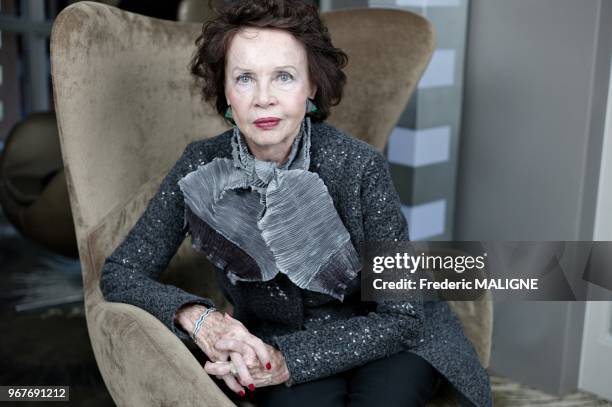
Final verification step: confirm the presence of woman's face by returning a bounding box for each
[224,27,316,159]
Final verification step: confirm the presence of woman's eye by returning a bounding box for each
[278,72,293,82]
[237,74,252,84]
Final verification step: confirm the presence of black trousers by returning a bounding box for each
[218,350,443,407]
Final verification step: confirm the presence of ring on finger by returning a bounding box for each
[229,362,238,376]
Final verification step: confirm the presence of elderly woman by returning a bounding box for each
[100,1,492,406]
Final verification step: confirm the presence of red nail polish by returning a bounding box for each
[248,384,256,391]
[238,390,245,397]
[266,362,272,370]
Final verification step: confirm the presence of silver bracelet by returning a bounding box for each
[191,306,217,342]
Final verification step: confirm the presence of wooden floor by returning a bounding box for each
[491,376,612,407]
[1,211,610,407]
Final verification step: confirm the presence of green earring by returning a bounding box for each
[306,98,318,114]
[224,105,235,124]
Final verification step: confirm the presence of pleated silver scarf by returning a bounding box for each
[178,117,361,301]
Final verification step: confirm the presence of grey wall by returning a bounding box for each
[457,0,611,396]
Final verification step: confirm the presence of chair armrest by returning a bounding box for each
[88,300,236,407]
[447,297,493,369]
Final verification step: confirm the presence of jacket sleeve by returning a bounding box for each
[272,150,424,386]
[99,141,215,341]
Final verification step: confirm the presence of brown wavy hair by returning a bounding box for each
[190,0,348,123]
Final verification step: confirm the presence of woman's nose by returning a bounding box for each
[254,82,276,107]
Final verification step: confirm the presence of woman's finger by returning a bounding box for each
[242,335,272,370]
[221,374,246,397]
[196,342,228,364]
[248,368,276,388]
[229,351,256,391]
[214,338,258,368]
[204,361,229,376]
[211,349,230,363]
[221,320,272,370]
[205,358,254,392]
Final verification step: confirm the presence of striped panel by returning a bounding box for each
[390,162,452,205]
[387,126,451,167]
[418,49,456,88]
[366,0,468,240]
[401,200,446,240]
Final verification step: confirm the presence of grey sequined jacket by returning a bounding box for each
[100,121,492,407]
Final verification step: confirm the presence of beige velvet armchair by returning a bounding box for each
[51,2,492,406]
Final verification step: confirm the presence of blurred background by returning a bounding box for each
[1,0,611,405]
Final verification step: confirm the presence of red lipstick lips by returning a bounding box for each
[254,117,280,130]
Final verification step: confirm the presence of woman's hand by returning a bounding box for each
[176,305,271,364]
[205,340,290,389]
[175,304,226,361]
[175,305,273,395]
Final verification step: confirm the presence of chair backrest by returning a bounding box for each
[51,1,434,305]
[323,8,435,149]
